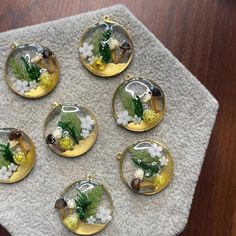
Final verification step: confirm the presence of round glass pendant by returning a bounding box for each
[5,43,60,98]
[44,103,98,157]
[79,15,133,77]
[117,140,174,195]
[0,128,35,184]
[112,75,165,132]
[55,175,113,235]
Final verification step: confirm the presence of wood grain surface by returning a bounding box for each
[0,1,235,236]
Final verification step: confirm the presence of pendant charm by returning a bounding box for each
[112,74,165,132]
[5,43,60,98]
[0,128,35,183]
[44,103,98,157]
[117,140,174,195]
[55,175,113,235]
[79,15,133,77]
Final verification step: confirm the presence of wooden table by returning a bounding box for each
[0,1,235,235]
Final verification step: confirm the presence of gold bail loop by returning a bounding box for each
[103,15,110,21]
[124,74,132,81]
[87,174,94,181]
[51,102,60,109]
[116,152,123,160]
[11,42,18,49]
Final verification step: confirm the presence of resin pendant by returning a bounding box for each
[117,140,174,195]
[79,15,133,77]
[0,128,35,183]
[5,43,60,98]
[44,103,98,157]
[55,175,113,235]
[112,74,165,132]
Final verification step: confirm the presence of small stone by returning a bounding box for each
[41,49,53,59]
[151,86,161,97]
[55,198,67,209]
[46,134,56,144]
[131,178,141,192]
[120,41,132,51]
[9,130,22,141]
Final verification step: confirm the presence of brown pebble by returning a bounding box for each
[55,198,67,209]
[9,130,22,141]
[131,178,141,192]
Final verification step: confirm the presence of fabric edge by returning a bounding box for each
[176,101,219,234]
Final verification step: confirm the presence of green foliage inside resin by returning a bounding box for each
[0,143,14,167]
[10,57,41,82]
[75,191,91,220]
[129,147,161,177]
[20,57,40,82]
[118,87,136,116]
[58,112,81,144]
[86,185,104,217]
[90,30,104,57]
[133,96,144,118]
[118,87,144,118]
[75,185,103,221]
[10,58,30,81]
[90,29,112,63]
[99,30,111,63]
[100,43,111,63]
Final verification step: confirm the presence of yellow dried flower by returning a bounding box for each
[91,57,105,70]
[153,174,165,187]
[58,136,74,151]
[39,71,52,88]
[13,152,26,165]
[63,214,78,231]
[143,109,156,123]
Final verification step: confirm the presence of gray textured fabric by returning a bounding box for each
[0,5,218,236]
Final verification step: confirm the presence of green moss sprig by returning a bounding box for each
[133,95,144,118]
[0,143,15,163]
[99,30,111,63]
[89,29,112,63]
[20,56,40,82]
[75,191,91,220]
